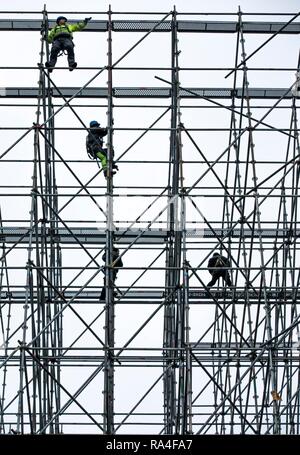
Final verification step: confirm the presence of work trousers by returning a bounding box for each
[49,37,75,67]
[95,149,107,171]
[207,270,232,288]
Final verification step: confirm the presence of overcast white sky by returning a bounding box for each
[2,0,300,14]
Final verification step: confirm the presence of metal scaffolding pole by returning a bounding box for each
[163,6,181,435]
[103,4,115,435]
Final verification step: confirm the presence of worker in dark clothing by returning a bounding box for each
[100,247,123,301]
[45,16,91,72]
[207,252,232,288]
[86,120,118,178]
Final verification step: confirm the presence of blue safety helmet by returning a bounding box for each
[89,120,100,127]
[56,16,68,24]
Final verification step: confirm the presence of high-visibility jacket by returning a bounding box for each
[47,21,86,43]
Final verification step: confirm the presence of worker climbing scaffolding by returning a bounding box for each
[100,247,123,301]
[207,252,232,289]
[45,16,91,72]
[86,120,118,178]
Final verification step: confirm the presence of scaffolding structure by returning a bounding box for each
[0,6,300,435]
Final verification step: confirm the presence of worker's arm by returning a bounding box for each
[47,27,56,43]
[69,20,87,33]
[221,256,230,267]
[99,127,108,138]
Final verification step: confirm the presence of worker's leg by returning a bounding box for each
[99,287,106,301]
[101,269,118,298]
[112,269,119,296]
[224,272,232,287]
[106,269,117,286]
[102,148,117,168]
[112,269,118,283]
[220,270,232,287]
[48,40,62,67]
[100,277,106,301]
[103,148,119,170]
[207,272,220,288]
[62,38,76,66]
[95,150,107,175]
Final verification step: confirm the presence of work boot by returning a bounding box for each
[103,169,116,178]
[69,62,77,71]
[45,62,53,73]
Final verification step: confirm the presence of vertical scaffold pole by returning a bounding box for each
[103,3,115,435]
[238,7,280,433]
[42,6,62,434]
[163,6,181,435]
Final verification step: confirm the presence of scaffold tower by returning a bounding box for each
[0,5,300,435]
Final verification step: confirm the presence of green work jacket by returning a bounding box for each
[47,21,86,43]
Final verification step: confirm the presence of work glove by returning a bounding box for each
[112,162,119,171]
[84,17,92,24]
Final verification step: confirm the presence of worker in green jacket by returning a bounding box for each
[86,120,118,178]
[45,16,91,72]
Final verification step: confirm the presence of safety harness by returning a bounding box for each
[86,132,106,160]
